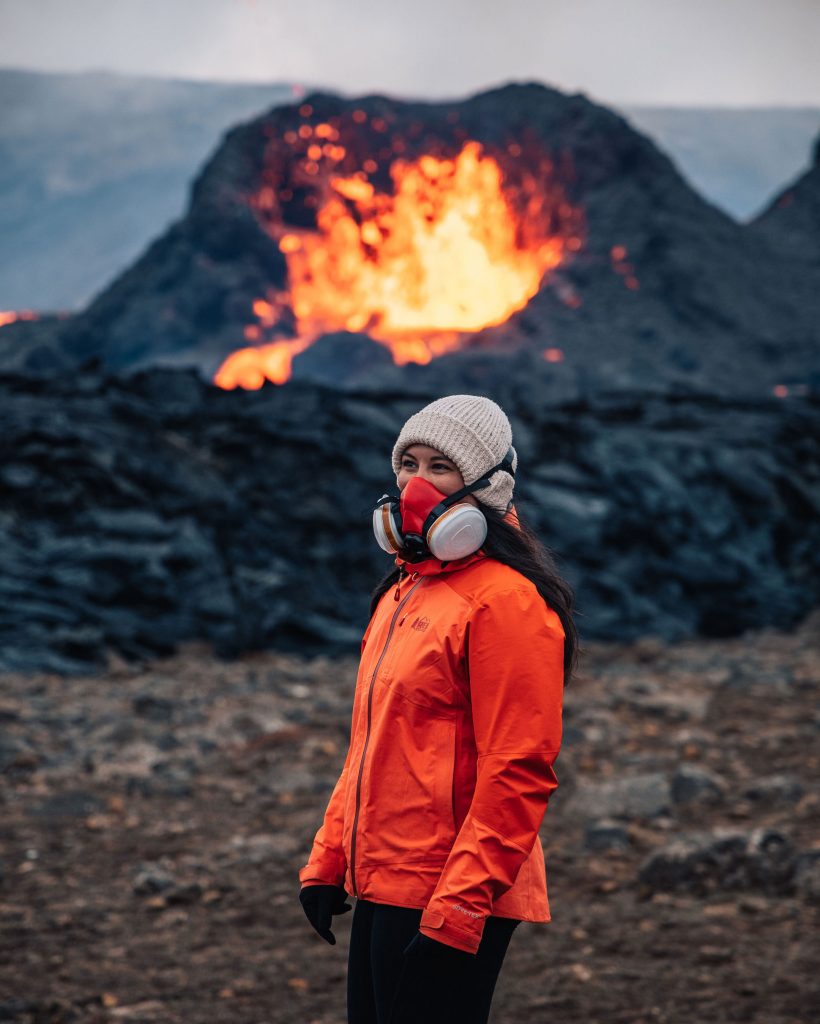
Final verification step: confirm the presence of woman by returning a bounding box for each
[298,394,579,1024]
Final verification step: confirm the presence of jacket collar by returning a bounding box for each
[395,549,487,577]
[393,504,521,578]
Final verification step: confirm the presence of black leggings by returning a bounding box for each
[347,898,520,1024]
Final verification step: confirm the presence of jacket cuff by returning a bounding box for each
[419,907,483,955]
[298,851,345,888]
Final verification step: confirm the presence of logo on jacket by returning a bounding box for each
[410,616,430,632]
[453,903,483,918]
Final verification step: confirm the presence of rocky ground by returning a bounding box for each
[1,608,818,1024]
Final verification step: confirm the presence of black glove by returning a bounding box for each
[388,930,474,1023]
[299,884,352,945]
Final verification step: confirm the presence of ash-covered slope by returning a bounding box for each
[1,366,817,675]
[752,135,820,267]
[46,82,817,400]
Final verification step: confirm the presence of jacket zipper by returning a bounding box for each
[349,573,426,898]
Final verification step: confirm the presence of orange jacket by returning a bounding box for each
[298,512,565,954]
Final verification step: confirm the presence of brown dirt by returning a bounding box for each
[1,609,818,1023]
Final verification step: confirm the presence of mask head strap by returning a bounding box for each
[421,446,516,536]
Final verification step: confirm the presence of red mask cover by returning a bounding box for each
[399,476,447,537]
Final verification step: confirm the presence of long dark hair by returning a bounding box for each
[369,500,581,687]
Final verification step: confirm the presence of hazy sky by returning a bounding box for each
[2,0,819,106]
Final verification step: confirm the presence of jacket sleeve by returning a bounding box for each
[297,741,353,888]
[418,586,565,953]
[297,613,377,890]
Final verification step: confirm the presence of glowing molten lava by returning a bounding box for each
[0,310,38,328]
[215,134,583,390]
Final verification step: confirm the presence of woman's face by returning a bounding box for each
[396,444,479,507]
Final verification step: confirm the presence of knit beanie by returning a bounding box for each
[391,395,518,513]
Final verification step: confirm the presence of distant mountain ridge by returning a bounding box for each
[622,106,820,220]
[0,68,296,311]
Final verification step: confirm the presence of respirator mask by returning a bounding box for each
[372,448,516,563]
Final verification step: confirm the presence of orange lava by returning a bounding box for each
[214,336,314,389]
[0,310,38,328]
[216,136,583,389]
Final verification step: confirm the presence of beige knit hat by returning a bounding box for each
[391,394,518,513]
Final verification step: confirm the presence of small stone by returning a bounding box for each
[568,773,672,821]
[671,765,726,806]
[133,862,177,895]
[794,851,820,902]
[585,818,631,852]
[698,945,733,963]
[743,774,804,804]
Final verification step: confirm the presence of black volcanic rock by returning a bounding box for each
[638,827,798,897]
[0,314,70,375]
[291,331,394,386]
[0,366,817,675]
[17,81,812,400]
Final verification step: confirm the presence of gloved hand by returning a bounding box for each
[298,883,352,945]
[388,930,474,1023]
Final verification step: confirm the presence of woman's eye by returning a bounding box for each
[401,461,451,471]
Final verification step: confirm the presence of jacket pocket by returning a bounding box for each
[364,699,458,864]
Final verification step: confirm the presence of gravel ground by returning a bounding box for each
[1,608,818,1023]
